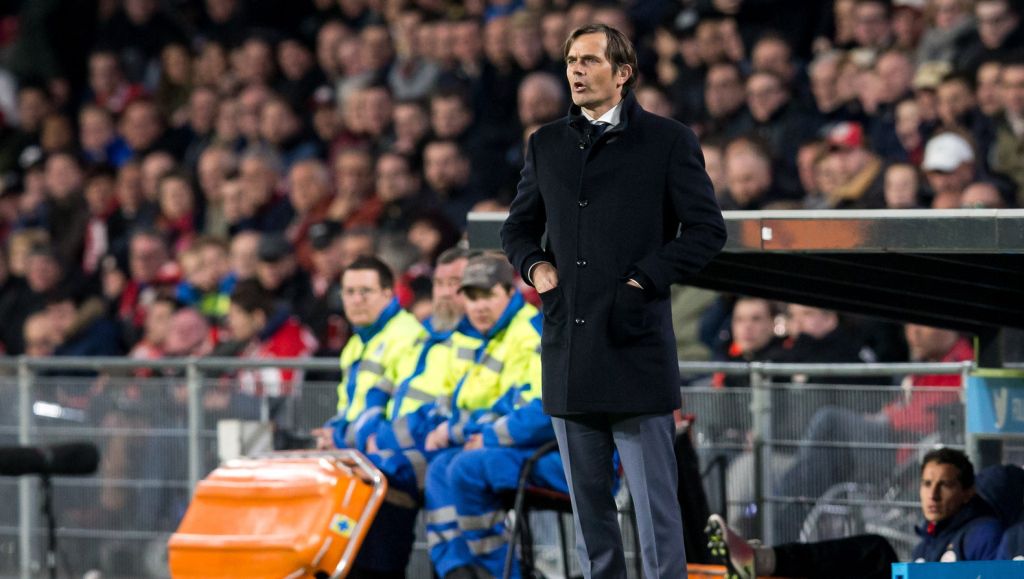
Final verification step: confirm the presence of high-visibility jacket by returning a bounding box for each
[352,317,464,451]
[476,327,553,448]
[326,298,422,448]
[442,291,541,446]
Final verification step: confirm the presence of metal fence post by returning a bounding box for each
[187,358,202,494]
[749,362,772,543]
[17,358,35,579]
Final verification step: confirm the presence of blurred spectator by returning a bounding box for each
[956,0,1024,74]
[128,295,175,361]
[229,229,261,281]
[154,172,198,254]
[892,0,927,52]
[922,131,976,206]
[176,236,235,322]
[0,245,65,354]
[85,50,146,116]
[853,0,896,52]
[196,146,238,238]
[702,62,753,142]
[721,138,779,210]
[712,297,785,388]
[305,220,349,355]
[825,121,887,208]
[918,0,977,64]
[223,280,318,399]
[991,59,1024,205]
[961,180,1008,207]
[809,50,867,124]
[745,70,819,196]
[975,59,1004,118]
[285,158,333,270]
[255,233,314,325]
[884,162,923,208]
[422,139,479,229]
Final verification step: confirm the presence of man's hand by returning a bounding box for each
[532,262,559,294]
[365,434,379,454]
[464,434,484,450]
[312,427,337,450]
[425,422,451,451]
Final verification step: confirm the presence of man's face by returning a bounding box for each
[853,1,892,48]
[256,257,295,291]
[165,311,211,356]
[432,258,468,328]
[977,62,1003,116]
[788,305,836,339]
[565,32,629,115]
[746,74,787,122]
[905,324,959,361]
[732,300,775,355]
[341,268,393,327]
[334,152,374,199]
[376,155,415,203]
[752,40,792,81]
[920,461,973,523]
[130,236,167,282]
[884,165,918,208]
[876,53,912,104]
[977,0,1019,49]
[227,303,262,343]
[288,163,327,213]
[937,81,976,127]
[430,97,472,139]
[705,65,746,119]
[120,103,161,151]
[144,301,175,346]
[810,59,841,112]
[725,152,771,205]
[925,164,973,197]
[463,284,512,335]
[1000,65,1024,116]
[423,143,467,192]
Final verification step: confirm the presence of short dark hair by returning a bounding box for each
[230,280,275,316]
[436,246,474,266]
[344,255,395,290]
[563,23,638,95]
[921,447,975,489]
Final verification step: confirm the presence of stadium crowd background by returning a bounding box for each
[0,0,1021,367]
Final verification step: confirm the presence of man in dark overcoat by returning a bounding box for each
[500,23,727,579]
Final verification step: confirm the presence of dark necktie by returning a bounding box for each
[592,121,611,140]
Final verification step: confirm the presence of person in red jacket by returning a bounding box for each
[222,280,318,402]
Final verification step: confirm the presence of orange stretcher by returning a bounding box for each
[168,450,387,579]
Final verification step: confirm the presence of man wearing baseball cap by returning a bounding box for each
[421,253,565,579]
[921,131,976,207]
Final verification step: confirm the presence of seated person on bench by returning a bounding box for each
[707,447,1004,579]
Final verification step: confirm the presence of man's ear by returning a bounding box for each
[617,64,633,88]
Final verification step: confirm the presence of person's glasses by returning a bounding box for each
[341,287,381,299]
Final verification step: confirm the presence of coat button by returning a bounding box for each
[576,259,587,267]
[578,199,589,207]
[574,318,585,325]
[578,142,585,150]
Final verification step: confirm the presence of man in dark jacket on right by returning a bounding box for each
[706,447,1004,579]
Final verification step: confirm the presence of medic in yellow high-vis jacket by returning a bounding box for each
[316,256,422,450]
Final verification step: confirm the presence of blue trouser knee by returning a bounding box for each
[448,448,568,579]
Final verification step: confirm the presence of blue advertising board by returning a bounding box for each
[892,561,1024,578]
[966,374,1024,435]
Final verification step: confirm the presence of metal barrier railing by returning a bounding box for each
[0,358,972,577]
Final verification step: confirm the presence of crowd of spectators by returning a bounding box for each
[0,0,1020,366]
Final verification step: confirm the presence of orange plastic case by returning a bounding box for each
[168,450,387,579]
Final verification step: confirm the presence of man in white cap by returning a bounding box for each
[921,131,976,207]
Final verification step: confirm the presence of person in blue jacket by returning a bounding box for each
[911,447,1002,562]
[706,447,1005,579]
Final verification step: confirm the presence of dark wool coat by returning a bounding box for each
[501,91,726,416]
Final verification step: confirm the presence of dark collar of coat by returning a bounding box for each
[566,89,640,137]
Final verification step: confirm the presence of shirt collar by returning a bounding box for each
[582,99,623,126]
